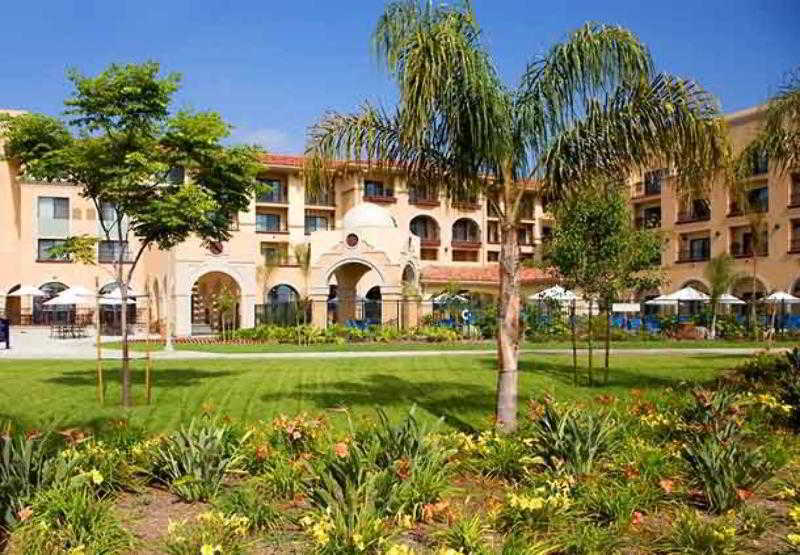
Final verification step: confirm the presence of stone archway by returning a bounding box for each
[191,271,241,336]
[327,260,380,325]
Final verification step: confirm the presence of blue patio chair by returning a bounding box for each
[629,318,643,330]
[788,315,800,330]
[611,316,624,328]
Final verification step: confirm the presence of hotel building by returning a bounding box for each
[0,105,797,335]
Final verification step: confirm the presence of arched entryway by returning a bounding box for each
[35,282,68,325]
[732,276,768,322]
[98,282,138,335]
[258,284,306,326]
[191,271,241,335]
[5,285,22,325]
[325,260,385,326]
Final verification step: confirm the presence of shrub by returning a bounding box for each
[528,402,618,475]
[214,480,283,532]
[382,446,454,521]
[576,479,658,528]
[435,515,490,554]
[0,430,72,529]
[660,509,738,553]
[163,510,250,555]
[9,482,132,554]
[271,413,327,454]
[459,432,532,482]
[734,353,790,386]
[681,434,780,513]
[150,417,248,502]
[496,487,571,532]
[59,440,139,497]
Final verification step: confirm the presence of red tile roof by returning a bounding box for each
[421,264,555,286]
[262,154,306,167]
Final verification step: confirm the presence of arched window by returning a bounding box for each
[33,282,68,325]
[402,265,416,284]
[680,280,709,294]
[452,218,480,243]
[409,215,440,242]
[364,286,382,323]
[267,284,299,305]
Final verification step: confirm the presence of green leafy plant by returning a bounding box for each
[529,402,618,474]
[151,418,249,502]
[163,510,251,555]
[435,514,491,554]
[681,434,779,513]
[660,509,738,553]
[9,482,132,554]
[214,480,283,532]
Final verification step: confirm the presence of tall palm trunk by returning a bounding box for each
[604,299,611,384]
[751,256,758,340]
[710,302,718,340]
[587,299,594,386]
[496,217,520,432]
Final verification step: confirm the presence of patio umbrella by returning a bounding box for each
[7,285,46,297]
[658,286,710,302]
[717,293,746,305]
[760,291,800,304]
[43,290,95,306]
[99,286,140,304]
[431,292,469,304]
[528,285,578,302]
[59,286,95,299]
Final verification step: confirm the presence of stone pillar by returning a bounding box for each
[310,294,328,328]
[381,293,402,327]
[403,296,421,329]
[240,293,256,329]
[338,286,357,323]
[174,293,192,337]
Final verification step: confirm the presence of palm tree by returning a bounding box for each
[305,1,728,431]
[703,254,737,339]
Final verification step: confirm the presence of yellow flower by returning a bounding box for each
[789,505,800,525]
[353,532,365,551]
[200,545,219,555]
[787,533,800,546]
[90,469,104,485]
[385,545,415,555]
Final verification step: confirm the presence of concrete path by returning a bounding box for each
[0,328,780,360]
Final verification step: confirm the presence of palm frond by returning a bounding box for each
[540,73,728,198]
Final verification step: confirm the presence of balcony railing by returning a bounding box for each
[257,189,288,204]
[255,221,288,233]
[363,194,397,204]
[635,216,661,229]
[409,190,440,206]
[419,237,441,247]
[730,243,768,258]
[676,211,710,224]
[305,191,336,207]
[634,180,663,197]
[677,248,710,263]
[452,199,480,211]
[728,200,768,216]
[451,239,482,249]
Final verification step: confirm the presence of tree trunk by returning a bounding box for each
[164,276,174,352]
[604,300,610,385]
[120,281,131,407]
[751,258,758,341]
[570,299,577,385]
[496,218,520,432]
[710,302,717,340]
[587,299,594,386]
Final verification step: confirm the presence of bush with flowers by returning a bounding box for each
[163,510,250,555]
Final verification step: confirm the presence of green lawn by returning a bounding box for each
[103,338,798,353]
[0,352,744,434]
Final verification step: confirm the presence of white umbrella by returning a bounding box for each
[7,285,46,297]
[432,292,469,304]
[717,293,746,305]
[60,286,94,298]
[644,296,677,306]
[43,290,95,306]
[528,285,578,302]
[761,291,800,304]
[659,286,710,302]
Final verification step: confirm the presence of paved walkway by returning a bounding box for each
[0,327,780,360]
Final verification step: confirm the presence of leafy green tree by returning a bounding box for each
[0,62,263,407]
[703,254,738,340]
[546,186,662,385]
[304,1,728,431]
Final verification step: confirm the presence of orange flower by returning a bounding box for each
[631,511,644,525]
[659,479,675,493]
[333,442,349,458]
[17,506,33,522]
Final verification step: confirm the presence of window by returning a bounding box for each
[677,198,710,223]
[306,187,335,206]
[452,219,480,243]
[519,193,536,220]
[408,185,438,204]
[452,249,479,262]
[409,216,439,242]
[268,284,298,304]
[165,166,185,185]
[487,251,499,262]
[791,174,800,207]
[637,206,662,229]
[260,242,289,265]
[643,169,666,195]
[305,214,329,235]
[98,240,131,263]
[679,237,710,262]
[37,197,69,236]
[487,221,500,244]
[747,186,769,213]
[257,178,288,203]
[37,239,69,261]
[748,149,769,175]
[518,223,535,245]
[364,180,394,199]
[791,220,800,253]
[256,213,283,232]
[420,248,438,261]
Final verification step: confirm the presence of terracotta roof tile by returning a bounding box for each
[421,264,554,286]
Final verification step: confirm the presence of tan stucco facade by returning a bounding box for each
[1,105,797,335]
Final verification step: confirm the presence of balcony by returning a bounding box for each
[363,194,397,204]
[452,200,480,211]
[255,215,288,234]
[730,242,768,258]
[677,249,710,263]
[676,210,710,224]
[256,189,288,205]
[419,236,441,247]
[409,190,440,207]
[634,170,665,197]
[635,216,661,229]
[451,239,482,250]
[305,191,336,207]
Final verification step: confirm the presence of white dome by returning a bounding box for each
[342,202,397,229]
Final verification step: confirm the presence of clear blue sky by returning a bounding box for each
[2,1,797,153]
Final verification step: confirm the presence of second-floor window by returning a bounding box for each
[305,214,329,235]
[517,223,535,245]
[37,197,69,236]
[791,174,800,207]
[256,213,283,233]
[643,169,666,195]
[747,149,769,176]
[257,179,288,203]
[260,243,289,265]
[364,180,394,199]
[37,238,69,262]
[679,237,710,262]
[452,219,480,243]
[98,240,131,263]
[791,219,800,253]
